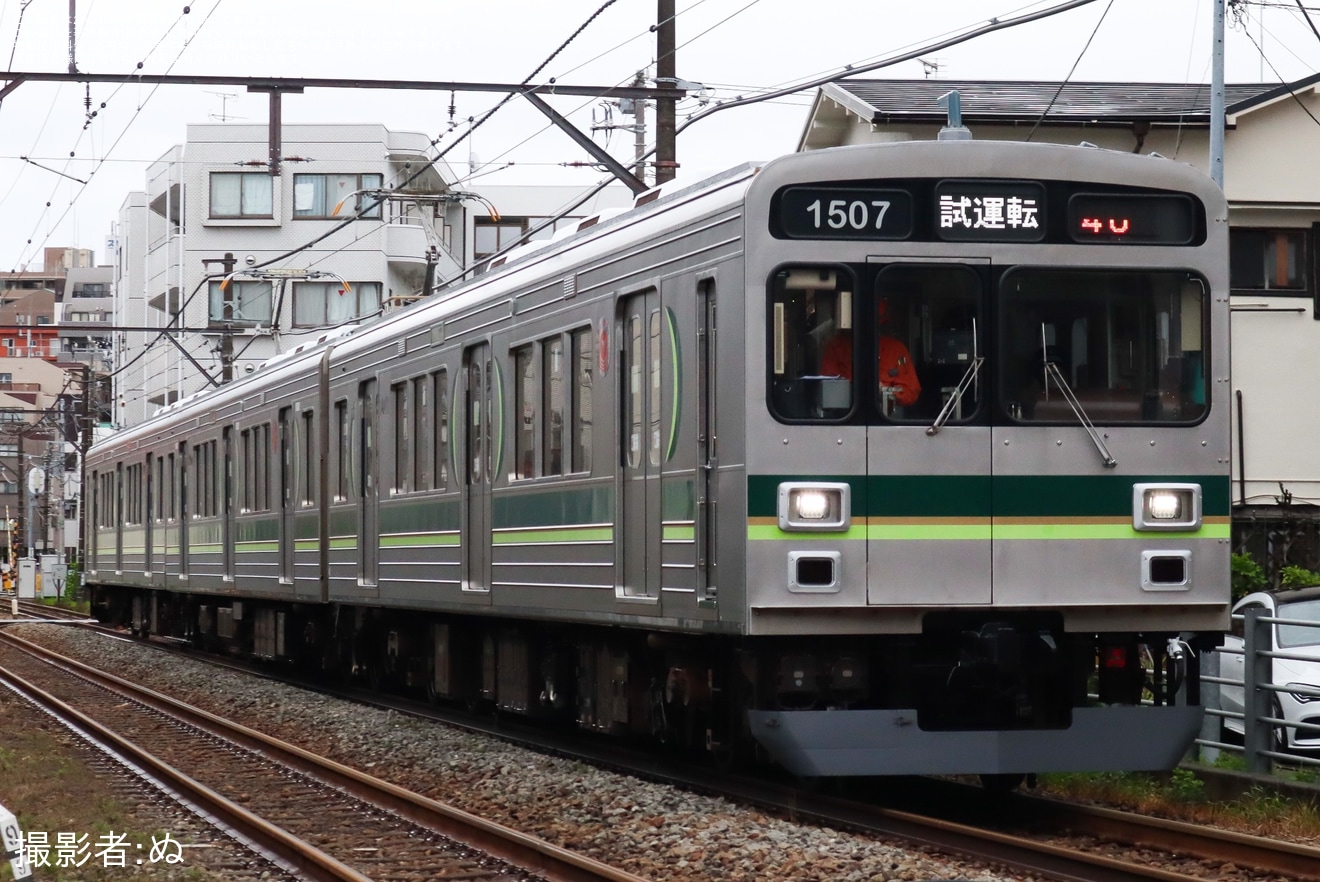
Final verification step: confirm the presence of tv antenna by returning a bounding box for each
[206,91,244,122]
[918,57,942,79]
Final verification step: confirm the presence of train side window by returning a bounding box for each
[514,344,537,480]
[412,376,429,492]
[432,370,449,490]
[544,337,565,476]
[768,265,856,422]
[570,327,593,474]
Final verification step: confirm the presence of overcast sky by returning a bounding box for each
[1,0,1318,272]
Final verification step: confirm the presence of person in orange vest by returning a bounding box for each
[820,299,920,407]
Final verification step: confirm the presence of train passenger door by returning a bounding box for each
[865,261,991,606]
[222,428,234,581]
[462,344,493,596]
[178,442,189,579]
[618,290,662,600]
[145,453,154,576]
[696,278,718,602]
[357,380,379,591]
[278,408,293,584]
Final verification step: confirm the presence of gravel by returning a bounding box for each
[10,623,1033,882]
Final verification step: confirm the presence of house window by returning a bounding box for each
[209,172,273,218]
[1230,228,1307,294]
[293,281,381,327]
[293,173,384,219]
[208,280,273,325]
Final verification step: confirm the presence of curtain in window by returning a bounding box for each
[211,174,242,215]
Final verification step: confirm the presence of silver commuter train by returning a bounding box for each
[87,138,1230,778]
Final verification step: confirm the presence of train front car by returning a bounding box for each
[740,140,1229,777]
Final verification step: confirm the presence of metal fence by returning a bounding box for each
[1198,607,1320,773]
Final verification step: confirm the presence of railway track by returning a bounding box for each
[6,619,1320,882]
[0,627,648,882]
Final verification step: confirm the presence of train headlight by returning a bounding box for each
[1132,483,1201,531]
[778,482,850,532]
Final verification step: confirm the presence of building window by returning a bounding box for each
[292,281,381,328]
[293,173,384,219]
[1230,228,1307,295]
[208,280,273,326]
[209,172,273,218]
[0,409,22,423]
[473,215,582,264]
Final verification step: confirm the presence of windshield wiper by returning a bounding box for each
[1042,360,1118,468]
[926,356,984,436]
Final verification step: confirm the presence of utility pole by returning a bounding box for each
[203,253,239,383]
[77,364,91,579]
[655,0,678,184]
[1211,0,1225,188]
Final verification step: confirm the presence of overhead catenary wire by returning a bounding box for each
[1024,0,1114,142]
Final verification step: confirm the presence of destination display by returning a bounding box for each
[933,180,1047,243]
[1066,193,1197,244]
[772,180,1204,244]
[777,186,914,240]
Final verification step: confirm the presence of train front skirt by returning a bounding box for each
[746,705,1204,776]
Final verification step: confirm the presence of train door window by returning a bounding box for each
[335,400,350,501]
[302,410,316,505]
[514,344,537,479]
[468,359,486,483]
[544,337,565,476]
[571,327,593,474]
[432,370,449,490]
[648,309,663,466]
[412,377,429,491]
[392,381,409,494]
[166,453,175,520]
[155,456,165,522]
[1000,269,1208,424]
[768,266,856,421]
[255,424,270,511]
[873,264,983,424]
[626,314,643,467]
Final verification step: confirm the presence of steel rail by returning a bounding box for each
[0,645,370,881]
[0,629,648,882]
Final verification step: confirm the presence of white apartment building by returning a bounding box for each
[113,124,468,424]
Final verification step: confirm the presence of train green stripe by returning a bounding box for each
[493,526,613,544]
[747,474,1231,519]
[747,522,1231,541]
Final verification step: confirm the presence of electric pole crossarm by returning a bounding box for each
[162,333,220,388]
[0,72,685,103]
[522,92,649,195]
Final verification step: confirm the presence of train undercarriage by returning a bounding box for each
[93,585,1205,778]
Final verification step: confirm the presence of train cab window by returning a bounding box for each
[872,264,983,424]
[1000,269,1208,424]
[769,264,983,424]
[768,266,857,421]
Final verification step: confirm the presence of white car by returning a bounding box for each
[1219,587,1320,752]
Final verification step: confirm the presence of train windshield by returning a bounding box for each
[768,264,983,423]
[768,264,1207,425]
[1000,269,1207,424]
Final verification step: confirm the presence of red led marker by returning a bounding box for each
[1108,218,1130,234]
[1081,217,1103,233]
